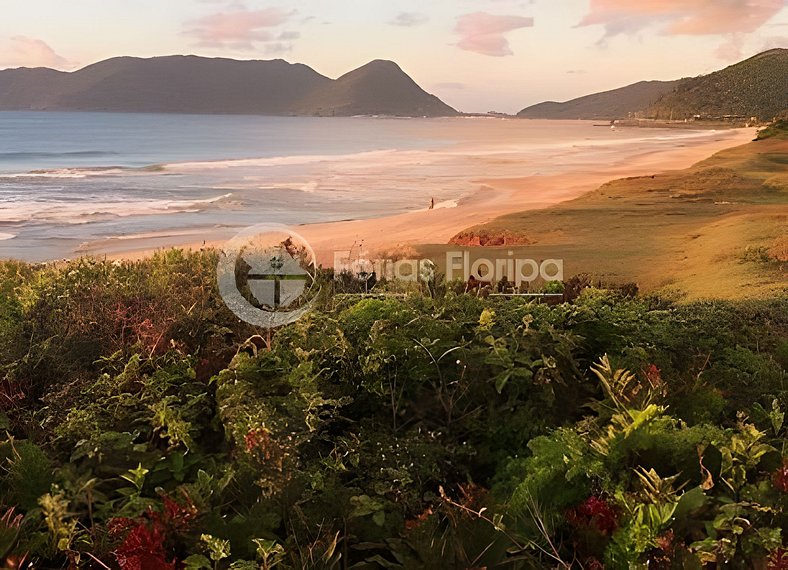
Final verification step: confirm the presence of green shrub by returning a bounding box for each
[0,253,785,568]
[0,439,53,511]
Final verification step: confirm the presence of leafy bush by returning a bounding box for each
[0,253,785,568]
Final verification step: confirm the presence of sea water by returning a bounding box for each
[0,111,723,261]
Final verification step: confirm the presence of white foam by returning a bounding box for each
[245,180,321,193]
[418,199,459,212]
[3,171,87,179]
[163,149,399,171]
[0,167,128,180]
[0,232,15,240]
[435,199,459,209]
[0,192,233,224]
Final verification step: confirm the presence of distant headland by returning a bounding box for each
[0,55,458,117]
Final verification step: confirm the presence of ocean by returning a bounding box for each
[0,111,727,261]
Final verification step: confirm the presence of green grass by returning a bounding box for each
[449,132,788,300]
[756,119,788,141]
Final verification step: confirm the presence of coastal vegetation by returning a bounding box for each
[0,251,786,568]
[757,119,788,141]
[517,80,678,121]
[450,122,788,300]
[649,49,788,123]
[518,49,788,122]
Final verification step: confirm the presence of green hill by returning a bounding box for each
[650,48,788,121]
[517,80,678,120]
[292,59,458,117]
[518,49,788,122]
[0,55,458,117]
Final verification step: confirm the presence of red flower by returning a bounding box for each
[645,364,661,384]
[655,529,674,553]
[113,522,174,570]
[567,495,619,535]
[159,494,198,533]
[245,427,267,453]
[110,493,196,570]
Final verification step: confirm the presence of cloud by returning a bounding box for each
[1,36,74,69]
[265,43,294,55]
[277,31,300,41]
[455,12,534,56]
[184,7,294,50]
[390,12,428,27]
[579,0,785,38]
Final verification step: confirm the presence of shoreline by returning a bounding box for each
[85,127,755,266]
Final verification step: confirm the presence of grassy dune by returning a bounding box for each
[451,128,788,300]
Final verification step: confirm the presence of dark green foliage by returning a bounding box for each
[649,48,788,121]
[0,440,52,511]
[756,119,788,140]
[0,253,785,568]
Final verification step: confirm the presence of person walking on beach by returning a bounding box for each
[429,197,434,210]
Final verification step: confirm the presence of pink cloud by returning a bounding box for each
[579,0,785,37]
[1,36,73,69]
[184,7,293,50]
[455,12,534,56]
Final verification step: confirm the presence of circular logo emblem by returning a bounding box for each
[217,224,318,328]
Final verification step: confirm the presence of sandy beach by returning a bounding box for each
[88,126,755,266]
[300,127,755,261]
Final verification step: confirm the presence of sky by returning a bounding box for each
[2,0,787,113]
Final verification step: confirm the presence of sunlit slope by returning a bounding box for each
[451,126,788,299]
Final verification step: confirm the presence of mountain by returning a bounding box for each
[292,59,456,117]
[518,49,788,121]
[517,80,679,120]
[648,49,788,121]
[0,55,458,117]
